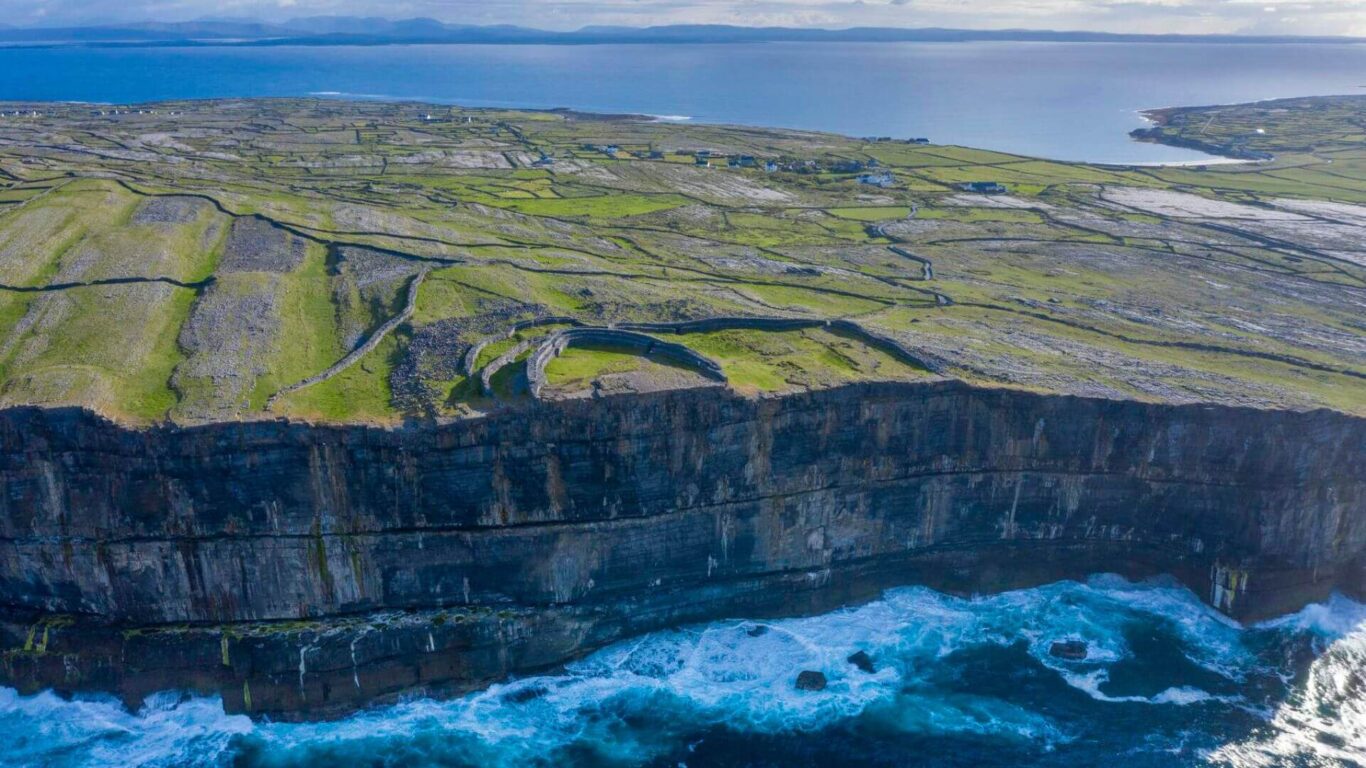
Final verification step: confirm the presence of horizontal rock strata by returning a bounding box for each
[0,381,1361,719]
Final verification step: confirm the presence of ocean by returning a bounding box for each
[2,577,1363,767]
[0,41,1363,163]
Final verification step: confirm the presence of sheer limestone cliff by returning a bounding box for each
[0,381,1361,719]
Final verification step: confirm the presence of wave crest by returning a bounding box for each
[2,577,1361,767]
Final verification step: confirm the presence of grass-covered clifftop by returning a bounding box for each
[0,96,1361,423]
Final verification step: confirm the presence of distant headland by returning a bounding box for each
[0,19,1363,48]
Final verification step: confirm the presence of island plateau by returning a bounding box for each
[0,95,1361,718]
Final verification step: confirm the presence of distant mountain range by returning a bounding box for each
[0,17,1361,46]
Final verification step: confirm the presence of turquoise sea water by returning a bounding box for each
[2,576,1363,767]
[0,42,1364,163]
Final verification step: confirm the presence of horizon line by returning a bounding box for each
[0,19,1362,43]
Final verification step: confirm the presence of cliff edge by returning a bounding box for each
[0,381,1361,719]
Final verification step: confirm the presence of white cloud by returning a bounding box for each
[8,0,1366,35]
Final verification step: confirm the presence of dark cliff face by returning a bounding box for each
[0,381,1362,719]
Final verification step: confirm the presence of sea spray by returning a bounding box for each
[0,689,249,767]
[1209,595,1366,767]
[2,576,1361,767]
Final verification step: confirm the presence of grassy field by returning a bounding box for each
[0,95,1360,422]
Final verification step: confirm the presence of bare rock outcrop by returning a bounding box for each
[0,382,1360,720]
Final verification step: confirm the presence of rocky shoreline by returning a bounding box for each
[0,381,1361,719]
[1130,105,1276,162]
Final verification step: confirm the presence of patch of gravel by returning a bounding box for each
[49,241,106,283]
[944,194,1053,210]
[1100,187,1309,220]
[1269,198,1366,226]
[0,292,72,365]
[335,245,425,288]
[331,246,426,347]
[218,217,307,273]
[643,203,724,228]
[199,216,226,256]
[278,154,384,170]
[880,218,949,238]
[389,150,512,169]
[331,204,421,233]
[130,196,208,225]
[1234,219,1366,255]
[172,278,284,419]
[643,163,793,204]
[0,207,73,285]
[390,298,533,415]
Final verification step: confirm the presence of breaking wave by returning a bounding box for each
[1209,595,1366,767]
[2,576,1362,767]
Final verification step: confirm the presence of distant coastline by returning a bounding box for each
[1,40,1360,165]
[1,20,1363,48]
[1129,104,1279,163]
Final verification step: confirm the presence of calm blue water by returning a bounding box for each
[0,42,1364,163]
[2,576,1364,767]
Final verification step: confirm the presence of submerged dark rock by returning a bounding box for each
[847,651,876,673]
[1048,641,1089,662]
[502,685,549,704]
[795,671,828,691]
[0,380,1360,720]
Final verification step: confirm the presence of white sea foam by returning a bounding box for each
[1,577,1354,767]
[1057,669,1235,707]
[1209,595,1366,767]
[306,91,399,100]
[0,689,250,767]
[1257,592,1366,641]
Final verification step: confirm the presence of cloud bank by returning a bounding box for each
[8,0,1365,37]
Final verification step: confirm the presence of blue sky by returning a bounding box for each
[5,0,1364,36]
